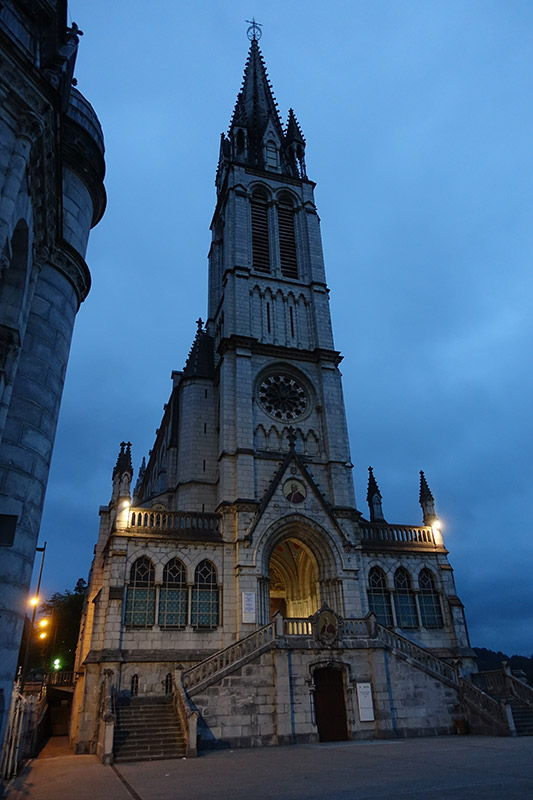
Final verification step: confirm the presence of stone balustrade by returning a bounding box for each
[183,621,277,691]
[360,523,436,547]
[374,621,458,684]
[128,508,221,535]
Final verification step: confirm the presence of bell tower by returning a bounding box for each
[209,27,356,516]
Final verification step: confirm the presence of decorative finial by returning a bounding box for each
[196,317,203,333]
[246,18,262,41]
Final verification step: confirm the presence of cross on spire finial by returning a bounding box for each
[246,18,262,41]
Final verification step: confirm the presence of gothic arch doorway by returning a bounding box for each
[313,666,348,742]
[268,537,319,619]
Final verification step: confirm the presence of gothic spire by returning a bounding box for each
[366,466,385,522]
[228,38,284,143]
[419,470,437,525]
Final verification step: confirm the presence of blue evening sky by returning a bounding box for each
[35,0,533,655]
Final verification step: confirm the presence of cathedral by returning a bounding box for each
[72,28,488,760]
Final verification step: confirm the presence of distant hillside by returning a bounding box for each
[474,647,533,685]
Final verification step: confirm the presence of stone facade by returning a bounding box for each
[0,1,105,748]
[72,33,474,755]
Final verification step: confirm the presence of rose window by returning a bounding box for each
[258,374,308,420]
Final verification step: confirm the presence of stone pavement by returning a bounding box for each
[4,736,533,800]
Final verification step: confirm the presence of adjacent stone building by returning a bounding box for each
[72,29,478,756]
[0,1,105,748]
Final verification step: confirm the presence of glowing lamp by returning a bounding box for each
[53,658,61,671]
[122,500,131,510]
[39,632,47,640]
[39,619,48,628]
[29,596,39,607]
[432,520,442,532]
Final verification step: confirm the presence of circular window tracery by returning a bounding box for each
[258,374,308,421]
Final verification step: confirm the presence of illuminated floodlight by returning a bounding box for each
[53,658,61,671]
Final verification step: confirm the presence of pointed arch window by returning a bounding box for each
[367,567,392,627]
[251,187,270,273]
[278,193,298,279]
[393,568,419,629]
[158,558,188,628]
[418,569,444,629]
[125,556,155,627]
[191,560,219,628]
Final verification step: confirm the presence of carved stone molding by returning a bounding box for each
[18,112,45,144]
[48,240,91,304]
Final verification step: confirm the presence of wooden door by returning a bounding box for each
[314,667,348,742]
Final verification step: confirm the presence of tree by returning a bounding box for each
[39,578,87,672]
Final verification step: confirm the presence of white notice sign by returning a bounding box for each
[356,682,375,722]
[242,592,256,624]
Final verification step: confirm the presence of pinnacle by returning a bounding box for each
[113,441,133,479]
[366,466,382,503]
[419,470,434,503]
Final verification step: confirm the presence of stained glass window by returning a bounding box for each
[394,568,419,629]
[191,560,219,628]
[418,568,444,629]
[125,556,155,627]
[158,558,187,628]
[367,567,393,627]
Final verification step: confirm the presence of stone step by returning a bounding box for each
[113,697,186,763]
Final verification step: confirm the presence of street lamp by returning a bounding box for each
[20,542,47,691]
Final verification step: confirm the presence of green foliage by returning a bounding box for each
[40,578,87,671]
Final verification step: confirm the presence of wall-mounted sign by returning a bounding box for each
[242,592,256,623]
[356,682,375,722]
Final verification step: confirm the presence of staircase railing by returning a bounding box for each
[172,668,198,758]
[373,620,459,684]
[473,667,533,711]
[459,677,512,735]
[183,619,277,692]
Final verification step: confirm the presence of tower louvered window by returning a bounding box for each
[251,189,270,273]
[125,556,155,627]
[158,558,187,628]
[191,559,219,628]
[278,194,298,278]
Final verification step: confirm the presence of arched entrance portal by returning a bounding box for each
[269,537,319,619]
[314,666,349,742]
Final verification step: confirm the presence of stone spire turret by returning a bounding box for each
[367,466,385,522]
[419,470,437,526]
[111,441,133,503]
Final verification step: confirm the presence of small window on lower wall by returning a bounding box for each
[418,568,444,629]
[191,559,219,628]
[367,566,393,627]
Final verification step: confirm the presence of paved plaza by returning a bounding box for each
[4,736,533,800]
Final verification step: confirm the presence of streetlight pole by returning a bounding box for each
[20,542,47,692]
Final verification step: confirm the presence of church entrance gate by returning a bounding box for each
[313,666,349,742]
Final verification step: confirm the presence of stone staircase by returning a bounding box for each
[508,699,533,735]
[113,696,186,763]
